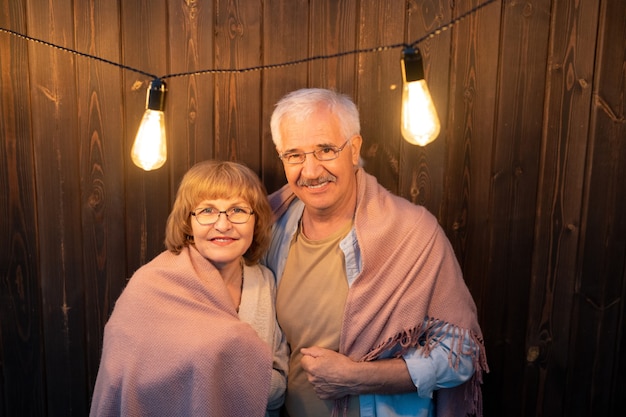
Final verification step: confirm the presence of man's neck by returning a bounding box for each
[300,202,356,241]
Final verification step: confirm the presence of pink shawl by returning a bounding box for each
[270,168,487,416]
[90,246,272,417]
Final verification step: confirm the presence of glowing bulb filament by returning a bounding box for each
[401,80,441,146]
[400,47,441,146]
[131,109,167,171]
[131,79,167,171]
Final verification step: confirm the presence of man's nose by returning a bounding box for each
[300,153,323,176]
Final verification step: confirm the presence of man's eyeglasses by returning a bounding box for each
[190,206,254,225]
[278,139,351,165]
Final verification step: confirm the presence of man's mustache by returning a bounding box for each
[297,175,337,187]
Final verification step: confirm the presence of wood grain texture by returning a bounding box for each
[120,0,171,276]
[308,0,357,93]
[444,0,501,317]
[214,0,262,166]
[167,0,216,185]
[0,0,46,415]
[401,0,452,216]
[73,0,127,399]
[25,0,88,414]
[261,0,309,193]
[482,0,552,415]
[356,0,405,195]
[0,0,625,416]
[569,0,626,414]
[525,0,602,415]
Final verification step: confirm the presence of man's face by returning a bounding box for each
[277,107,362,217]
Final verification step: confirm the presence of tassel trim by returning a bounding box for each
[332,317,488,417]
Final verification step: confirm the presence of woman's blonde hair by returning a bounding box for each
[164,160,272,265]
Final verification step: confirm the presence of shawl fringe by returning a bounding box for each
[333,316,488,417]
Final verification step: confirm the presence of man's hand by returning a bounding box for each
[300,346,357,399]
[300,346,417,400]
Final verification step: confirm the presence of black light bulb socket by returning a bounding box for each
[401,47,425,83]
[146,78,167,111]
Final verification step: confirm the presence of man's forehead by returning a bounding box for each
[281,117,341,148]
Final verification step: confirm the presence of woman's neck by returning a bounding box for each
[216,259,244,311]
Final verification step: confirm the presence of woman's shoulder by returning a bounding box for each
[244,263,275,282]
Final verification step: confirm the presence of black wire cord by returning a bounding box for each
[0,0,498,82]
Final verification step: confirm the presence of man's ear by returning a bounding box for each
[350,135,363,166]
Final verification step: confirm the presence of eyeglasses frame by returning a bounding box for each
[278,138,352,165]
[190,207,254,225]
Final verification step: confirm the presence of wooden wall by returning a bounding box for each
[1,0,624,416]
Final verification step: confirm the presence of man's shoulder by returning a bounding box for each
[268,184,295,214]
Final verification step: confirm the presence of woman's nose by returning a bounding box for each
[212,212,232,231]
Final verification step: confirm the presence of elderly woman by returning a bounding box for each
[91,160,288,417]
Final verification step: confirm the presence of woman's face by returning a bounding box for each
[190,197,255,271]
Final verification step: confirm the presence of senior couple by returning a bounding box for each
[90,88,487,417]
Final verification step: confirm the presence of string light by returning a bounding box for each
[131,79,167,171]
[400,47,441,146]
[0,0,498,169]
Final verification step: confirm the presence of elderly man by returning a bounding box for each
[264,88,487,417]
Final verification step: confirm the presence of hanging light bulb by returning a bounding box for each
[400,47,441,146]
[131,79,167,171]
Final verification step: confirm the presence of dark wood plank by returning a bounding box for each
[0,2,625,417]
[166,0,216,187]
[524,0,601,415]
[308,0,357,94]
[442,3,504,412]
[591,4,626,415]
[399,0,453,213]
[481,1,552,415]
[120,0,170,274]
[72,0,127,402]
[568,0,626,414]
[261,0,309,193]
[443,0,501,308]
[355,0,405,195]
[0,0,46,415]
[213,0,262,168]
[24,0,88,414]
